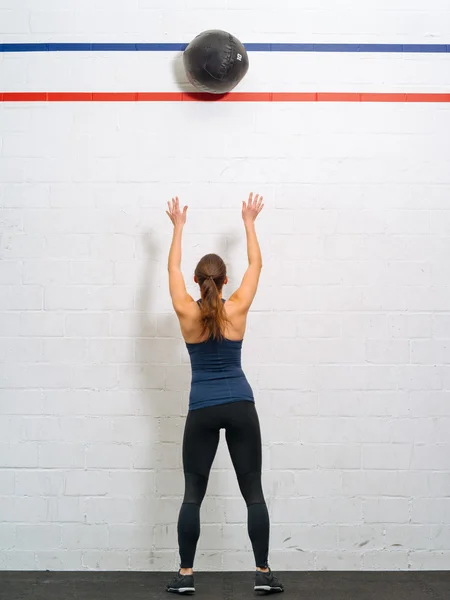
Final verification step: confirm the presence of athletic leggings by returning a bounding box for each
[177,400,270,569]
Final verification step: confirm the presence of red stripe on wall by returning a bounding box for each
[1,92,450,103]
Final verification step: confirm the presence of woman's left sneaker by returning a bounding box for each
[166,571,195,595]
[254,568,284,593]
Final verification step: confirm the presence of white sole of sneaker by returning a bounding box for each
[167,587,195,594]
[254,585,284,592]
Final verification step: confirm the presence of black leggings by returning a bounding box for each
[177,400,270,569]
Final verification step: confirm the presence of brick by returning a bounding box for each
[362,444,413,470]
[157,417,185,444]
[65,313,110,337]
[62,525,108,550]
[411,340,450,364]
[84,498,134,524]
[0,338,43,363]
[272,392,319,417]
[108,524,153,550]
[222,524,251,551]
[362,550,409,570]
[385,523,433,550]
[316,551,361,570]
[117,364,165,390]
[433,315,450,339]
[82,550,130,570]
[88,286,135,311]
[36,551,82,571]
[0,261,22,284]
[388,314,432,339]
[23,260,69,285]
[0,523,16,550]
[45,234,91,259]
[386,210,430,234]
[0,551,36,570]
[1,496,47,522]
[0,471,15,495]
[0,208,22,231]
[111,416,154,444]
[64,471,110,497]
[45,498,85,524]
[0,364,72,389]
[337,524,386,551]
[20,312,64,336]
[0,286,43,310]
[410,444,450,470]
[341,313,387,339]
[59,417,113,443]
[71,365,118,390]
[112,312,157,337]
[411,499,450,524]
[39,443,85,468]
[409,551,450,570]
[129,550,176,571]
[22,417,62,442]
[69,261,114,285]
[109,471,155,498]
[42,338,87,363]
[89,234,136,259]
[85,444,132,469]
[135,338,181,365]
[0,442,38,468]
[366,340,410,364]
[316,444,361,469]
[270,444,316,470]
[0,313,21,336]
[343,470,428,498]
[362,498,410,524]
[155,472,184,497]
[16,524,61,550]
[397,366,442,391]
[357,391,409,417]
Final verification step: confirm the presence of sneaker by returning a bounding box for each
[166,570,195,595]
[254,568,284,594]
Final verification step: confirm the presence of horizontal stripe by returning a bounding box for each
[1,43,449,54]
[2,92,450,103]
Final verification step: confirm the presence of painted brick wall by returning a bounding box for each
[1,0,450,572]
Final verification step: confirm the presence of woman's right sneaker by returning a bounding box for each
[166,570,195,595]
[254,568,284,593]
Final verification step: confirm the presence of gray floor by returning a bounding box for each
[0,571,449,600]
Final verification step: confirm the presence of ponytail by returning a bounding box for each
[198,277,230,342]
[195,254,229,341]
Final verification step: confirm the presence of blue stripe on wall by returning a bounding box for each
[0,43,449,53]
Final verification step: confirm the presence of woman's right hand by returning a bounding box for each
[242,192,264,225]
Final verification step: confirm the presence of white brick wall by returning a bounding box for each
[1,0,450,572]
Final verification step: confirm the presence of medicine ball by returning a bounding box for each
[183,30,249,94]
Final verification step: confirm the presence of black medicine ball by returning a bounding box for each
[183,30,249,94]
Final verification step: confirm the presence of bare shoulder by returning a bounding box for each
[223,299,248,339]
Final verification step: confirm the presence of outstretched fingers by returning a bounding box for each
[257,196,264,213]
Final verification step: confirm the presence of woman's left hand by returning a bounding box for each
[166,197,188,228]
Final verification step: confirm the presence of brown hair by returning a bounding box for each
[195,253,230,341]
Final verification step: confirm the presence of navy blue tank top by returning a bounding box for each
[185,300,254,411]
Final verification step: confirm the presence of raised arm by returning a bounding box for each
[229,193,264,311]
[166,197,195,315]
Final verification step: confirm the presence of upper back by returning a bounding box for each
[179,298,248,344]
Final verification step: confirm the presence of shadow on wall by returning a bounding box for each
[134,229,183,571]
[172,53,193,93]
[134,228,242,570]
[171,53,228,101]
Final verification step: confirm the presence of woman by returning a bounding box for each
[165,194,284,595]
